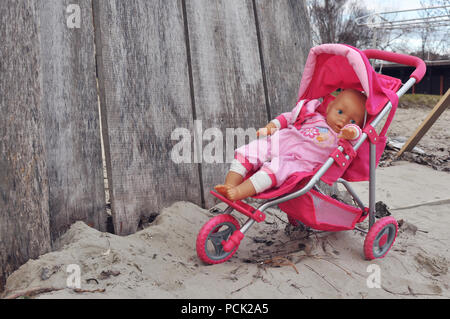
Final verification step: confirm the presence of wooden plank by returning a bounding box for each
[254,0,312,118]
[39,0,107,241]
[93,0,201,235]
[396,89,450,157]
[0,0,51,291]
[185,0,268,207]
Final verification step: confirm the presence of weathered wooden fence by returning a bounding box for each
[0,0,310,291]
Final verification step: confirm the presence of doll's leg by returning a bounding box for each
[214,159,248,196]
[216,137,270,196]
[262,155,313,189]
[214,173,243,196]
[226,170,274,201]
[224,153,310,201]
[225,179,256,201]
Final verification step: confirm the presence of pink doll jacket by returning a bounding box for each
[235,99,362,189]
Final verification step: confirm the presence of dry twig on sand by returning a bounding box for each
[263,256,299,274]
[381,285,440,297]
[304,264,340,293]
[231,267,265,295]
[73,288,106,294]
[3,287,107,299]
[312,256,353,277]
[3,287,63,299]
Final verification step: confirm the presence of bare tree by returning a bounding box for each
[308,0,374,48]
[372,14,414,53]
[416,0,450,60]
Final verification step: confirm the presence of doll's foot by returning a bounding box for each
[214,184,232,197]
[227,179,258,201]
[226,187,242,201]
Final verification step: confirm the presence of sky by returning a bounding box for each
[361,0,424,12]
[358,0,449,56]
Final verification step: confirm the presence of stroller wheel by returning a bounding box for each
[364,216,398,260]
[196,214,240,264]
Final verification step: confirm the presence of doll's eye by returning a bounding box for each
[338,110,343,114]
[350,120,356,124]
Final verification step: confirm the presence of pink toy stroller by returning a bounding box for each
[196,44,426,264]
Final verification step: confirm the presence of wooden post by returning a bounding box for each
[396,89,450,157]
[0,0,51,291]
[39,0,107,240]
[253,0,312,118]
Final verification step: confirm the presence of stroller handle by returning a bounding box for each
[363,49,426,83]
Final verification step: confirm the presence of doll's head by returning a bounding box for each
[326,89,367,133]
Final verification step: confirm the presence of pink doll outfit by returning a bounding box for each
[231,99,362,193]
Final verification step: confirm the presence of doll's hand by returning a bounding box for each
[257,122,278,137]
[338,126,358,140]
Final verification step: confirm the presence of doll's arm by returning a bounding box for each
[269,99,320,131]
[338,124,362,143]
[257,122,278,137]
[258,99,321,137]
[257,102,304,137]
[271,100,307,130]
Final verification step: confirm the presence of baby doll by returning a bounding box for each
[215,89,367,201]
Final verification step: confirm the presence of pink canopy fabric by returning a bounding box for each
[297,44,401,115]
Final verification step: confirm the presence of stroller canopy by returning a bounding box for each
[297,44,401,115]
[253,44,406,199]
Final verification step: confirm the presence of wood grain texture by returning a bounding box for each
[93,0,201,235]
[0,0,51,291]
[185,0,268,207]
[39,0,107,241]
[254,0,311,117]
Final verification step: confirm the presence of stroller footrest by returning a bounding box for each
[210,191,266,222]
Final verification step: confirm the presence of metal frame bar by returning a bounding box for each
[224,206,234,214]
[355,5,450,29]
[235,77,417,235]
[369,142,377,229]
[337,178,365,210]
[364,15,450,29]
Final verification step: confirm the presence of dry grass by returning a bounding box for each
[399,94,441,109]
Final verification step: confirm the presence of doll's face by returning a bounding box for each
[326,89,366,133]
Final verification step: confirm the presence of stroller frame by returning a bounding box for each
[196,47,426,263]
